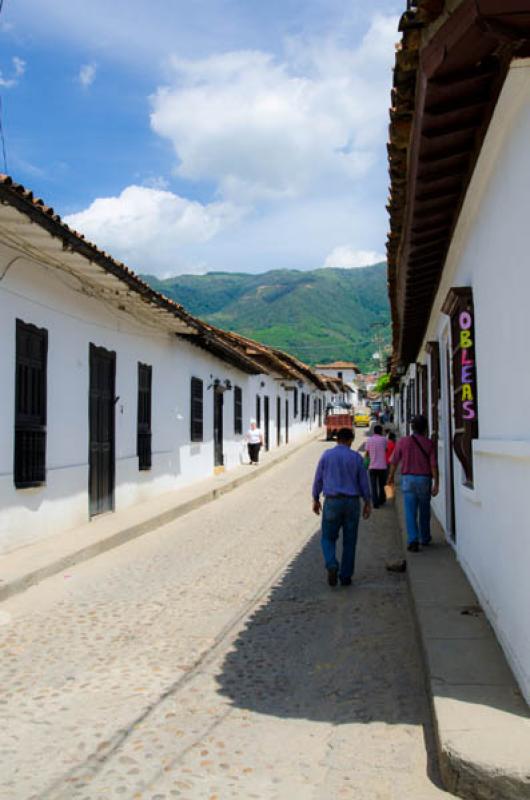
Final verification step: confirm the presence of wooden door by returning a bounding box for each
[214,388,224,467]
[264,396,270,451]
[89,344,116,517]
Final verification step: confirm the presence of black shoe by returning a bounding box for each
[327,567,338,587]
[340,577,352,586]
[407,541,420,553]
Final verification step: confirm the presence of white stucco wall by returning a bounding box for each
[410,59,530,702]
[0,248,323,555]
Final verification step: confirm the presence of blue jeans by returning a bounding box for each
[401,475,432,545]
[321,496,361,580]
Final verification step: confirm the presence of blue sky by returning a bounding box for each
[0,0,403,276]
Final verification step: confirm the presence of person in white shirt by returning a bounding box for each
[246,419,264,464]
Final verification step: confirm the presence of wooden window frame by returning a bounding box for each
[137,363,152,471]
[442,287,478,487]
[190,377,204,443]
[426,341,441,443]
[234,386,243,435]
[14,319,48,488]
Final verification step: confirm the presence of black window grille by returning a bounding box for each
[14,319,48,488]
[234,386,242,434]
[190,377,204,442]
[256,395,261,428]
[293,388,298,418]
[137,363,152,470]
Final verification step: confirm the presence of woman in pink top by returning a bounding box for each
[365,424,388,508]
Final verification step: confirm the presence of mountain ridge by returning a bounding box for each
[141,263,390,371]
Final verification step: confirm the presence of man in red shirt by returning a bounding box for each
[387,415,439,552]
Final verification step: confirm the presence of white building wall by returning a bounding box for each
[411,59,530,702]
[0,249,324,555]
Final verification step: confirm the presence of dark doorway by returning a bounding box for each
[214,387,224,467]
[276,397,281,447]
[89,344,116,517]
[256,395,261,429]
[264,396,270,451]
[285,399,289,444]
[318,398,322,427]
[445,346,456,540]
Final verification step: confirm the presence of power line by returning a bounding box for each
[0,0,7,173]
[0,96,7,173]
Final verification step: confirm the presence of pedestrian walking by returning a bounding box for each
[386,431,396,465]
[365,424,388,508]
[246,419,263,465]
[312,427,371,587]
[386,415,439,552]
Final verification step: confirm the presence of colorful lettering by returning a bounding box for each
[463,401,476,420]
[462,365,474,383]
[461,349,473,366]
[459,311,472,329]
[462,384,473,402]
[460,329,473,349]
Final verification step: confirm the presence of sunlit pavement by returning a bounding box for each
[0,436,452,799]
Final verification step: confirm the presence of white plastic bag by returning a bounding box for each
[239,442,250,465]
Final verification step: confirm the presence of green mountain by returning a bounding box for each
[142,263,390,371]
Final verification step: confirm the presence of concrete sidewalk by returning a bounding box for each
[394,488,530,800]
[0,430,321,603]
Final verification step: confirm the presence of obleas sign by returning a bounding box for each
[442,287,479,487]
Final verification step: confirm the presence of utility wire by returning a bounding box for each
[0,0,7,172]
[0,96,7,173]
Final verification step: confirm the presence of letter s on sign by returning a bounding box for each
[463,401,476,420]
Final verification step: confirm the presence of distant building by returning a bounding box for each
[315,361,360,405]
[387,2,530,703]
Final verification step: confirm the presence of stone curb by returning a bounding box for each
[393,487,530,800]
[0,430,322,603]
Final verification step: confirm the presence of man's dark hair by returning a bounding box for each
[387,431,396,441]
[411,414,428,435]
[374,424,383,435]
[336,427,354,443]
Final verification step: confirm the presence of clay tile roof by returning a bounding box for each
[387,1,530,370]
[0,173,326,381]
[315,361,360,372]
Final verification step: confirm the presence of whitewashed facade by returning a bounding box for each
[392,59,530,703]
[0,181,327,556]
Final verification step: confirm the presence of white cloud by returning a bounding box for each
[0,55,26,88]
[64,185,246,275]
[150,14,397,201]
[78,63,97,87]
[60,11,398,275]
[323,246,385,269]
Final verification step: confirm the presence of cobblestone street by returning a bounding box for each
[1,437,452,799]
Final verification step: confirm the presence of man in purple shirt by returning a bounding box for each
[312,427,372,587]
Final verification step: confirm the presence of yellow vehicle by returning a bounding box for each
[354,408,371,427]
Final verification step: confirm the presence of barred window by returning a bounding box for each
[190,377,203,442]
[293,388,298,418]
[137,363,152,470]
[256,395,261,428]
[234,386,243,434]
[15,319,48,488]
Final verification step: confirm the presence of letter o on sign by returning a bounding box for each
[459,311,472,329]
